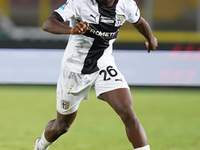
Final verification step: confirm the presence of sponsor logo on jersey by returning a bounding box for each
[100,16,115,24]
[116,15,125,26]
[60,1,69,10]
[61,100,70,110]
[89,28,118,37]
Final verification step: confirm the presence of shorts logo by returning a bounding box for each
[116,15,125,26]
[61,100,70,110]
[115,78,123,82]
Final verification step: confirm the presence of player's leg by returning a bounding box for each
[34,70,93,150]
[95,63,149,149]
[35,111,77,150]
[45,111,77,142]
[101,88,150,150]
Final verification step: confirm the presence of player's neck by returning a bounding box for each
[96,0,116,7]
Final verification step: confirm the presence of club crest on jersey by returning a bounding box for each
[116,15,125,26]
[61,100,70,110]
[100,15,115,24]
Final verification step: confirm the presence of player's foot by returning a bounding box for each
[34,137,41,150]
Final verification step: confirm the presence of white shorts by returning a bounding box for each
[56,62,129,115]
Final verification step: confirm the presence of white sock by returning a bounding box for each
[134,145,150,150]
[37,132,53,150]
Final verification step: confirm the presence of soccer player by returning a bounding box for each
[34,0,158,150]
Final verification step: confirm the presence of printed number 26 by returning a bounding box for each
[99,66,118,81]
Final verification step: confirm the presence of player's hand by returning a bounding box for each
[145,37,158,53]
[70,21,89,35]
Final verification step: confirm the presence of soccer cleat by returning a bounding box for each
[34,137,41,150]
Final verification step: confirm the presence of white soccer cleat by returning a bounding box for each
[34,137,41,150]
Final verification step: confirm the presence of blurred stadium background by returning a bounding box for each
[1,0,200,86]
[0,1,200,150]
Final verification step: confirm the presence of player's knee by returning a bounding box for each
[54,122,71,136]
[120,106,139,126]
[58,126,69,135]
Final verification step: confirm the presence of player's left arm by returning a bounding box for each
[133,17,158,53]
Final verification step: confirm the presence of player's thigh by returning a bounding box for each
[101,88,134,116]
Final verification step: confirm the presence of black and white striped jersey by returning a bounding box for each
[55,0,140,74]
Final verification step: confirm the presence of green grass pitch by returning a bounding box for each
[0,85,199,150]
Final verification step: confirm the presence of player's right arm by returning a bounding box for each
[42,13,89,35]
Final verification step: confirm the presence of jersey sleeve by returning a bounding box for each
[54,0,77,22]
[126,0,141,24]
